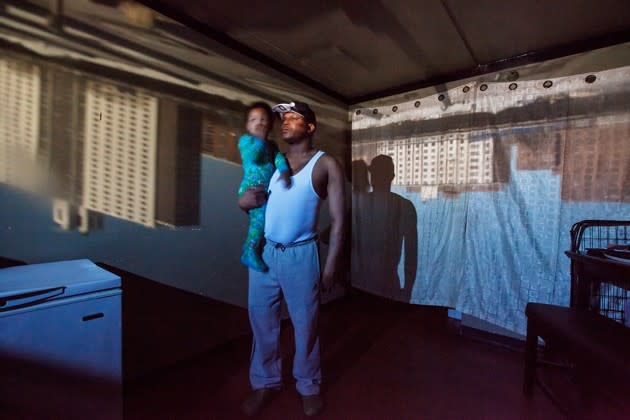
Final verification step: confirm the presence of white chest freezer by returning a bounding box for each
[0,259,122,420]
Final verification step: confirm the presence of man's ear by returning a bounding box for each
[306,123,315,134]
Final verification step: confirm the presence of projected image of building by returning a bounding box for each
[0,54,203,232]
[201,112,239,164]
[0,58,41,188]
[562,116,630,202]
[82,81,201,228]
[82,80,159,228]
[352,131,498,200]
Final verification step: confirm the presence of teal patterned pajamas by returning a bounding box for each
[238,134,289,272]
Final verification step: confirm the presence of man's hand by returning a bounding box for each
[321,267,336,293]
[238,186,267,211]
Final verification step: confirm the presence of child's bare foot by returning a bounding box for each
[241,248,268,272]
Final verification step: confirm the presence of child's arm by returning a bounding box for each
[274,151,289,174]
[272,142,291,188]
[237,134,268,196]
[238,134,266,165]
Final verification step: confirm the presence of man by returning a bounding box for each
[238,101,345,417]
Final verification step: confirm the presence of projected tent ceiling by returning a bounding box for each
[139,0,630,102]
[7,0,630,103]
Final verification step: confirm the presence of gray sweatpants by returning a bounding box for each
[247,238,322,396]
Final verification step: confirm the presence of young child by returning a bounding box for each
[238,102,291,272]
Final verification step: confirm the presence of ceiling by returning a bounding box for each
[139,0,630,104]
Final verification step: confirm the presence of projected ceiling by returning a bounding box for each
[139,0,630,102]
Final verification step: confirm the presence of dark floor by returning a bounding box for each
[0,256,561,419]
[0,258,619,419]
[124,290,562,420]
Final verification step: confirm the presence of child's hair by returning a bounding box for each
[245,102,274,124]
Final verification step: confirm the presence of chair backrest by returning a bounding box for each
[570,220,630,252]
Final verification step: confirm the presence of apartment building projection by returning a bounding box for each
[352,95,630,202]
[0,53,217,232]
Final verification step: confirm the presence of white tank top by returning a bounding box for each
[265,150,325,244]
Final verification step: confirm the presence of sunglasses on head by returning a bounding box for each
[272,102,304,118]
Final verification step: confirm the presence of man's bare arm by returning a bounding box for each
[321,156,346,291]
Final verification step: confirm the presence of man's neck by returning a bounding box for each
[286,139,314,157]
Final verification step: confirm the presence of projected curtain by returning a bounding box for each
[351,66,630,335]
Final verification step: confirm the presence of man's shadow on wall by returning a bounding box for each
[352,155,418,303]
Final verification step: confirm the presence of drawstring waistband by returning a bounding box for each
[265,236,318,252]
